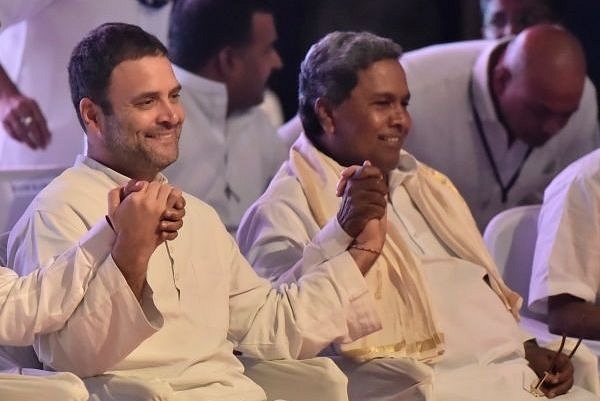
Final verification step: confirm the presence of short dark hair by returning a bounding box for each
[68,22,168,129]
[168,0,274,72]
[298,31,402,142]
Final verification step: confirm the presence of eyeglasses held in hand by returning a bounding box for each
[526,335,583,397]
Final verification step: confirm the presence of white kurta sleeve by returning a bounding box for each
[227,233,381,360]
[529,156,600,314]
[234,180,381,359]
[7,217,162,377]
[35,261,162,377]
[0,221,121,345]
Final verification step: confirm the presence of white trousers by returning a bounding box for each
[0,369,88,401]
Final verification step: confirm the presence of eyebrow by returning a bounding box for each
[131,84,182,102]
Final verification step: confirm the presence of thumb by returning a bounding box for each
[107,187,121,219]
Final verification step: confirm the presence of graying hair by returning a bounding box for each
[298,31,402,141]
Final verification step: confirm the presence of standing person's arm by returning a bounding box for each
[0,64,50,149]
[0,0,57,149]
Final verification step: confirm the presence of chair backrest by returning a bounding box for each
[0,165,67,233]
[0,231,8,267]
[483,204,544,320]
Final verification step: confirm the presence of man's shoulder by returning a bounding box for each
[244,164,307,216]
[401,39,490,80]
[548,148,600,193]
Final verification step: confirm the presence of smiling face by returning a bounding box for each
[88,55,184,180]
[318,58,411,174]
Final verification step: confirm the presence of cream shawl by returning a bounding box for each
[288,134,522,363]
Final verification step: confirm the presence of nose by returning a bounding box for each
[272,50,283,70]
[158,99,184,127]
[389,103,409,128]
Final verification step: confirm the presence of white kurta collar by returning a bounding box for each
[388,151,418,189]
[76,154,167,184]
[172,64,228,125]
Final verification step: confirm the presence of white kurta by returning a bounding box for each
[0,0,171,168]
[8,155,380,401]
[400,39,600,231]
[528,147,600,373]
[0,370,88,401]
[237,146,599,400]
[0,220,158,349]
[0,216,161,399]
[164,66,288,233]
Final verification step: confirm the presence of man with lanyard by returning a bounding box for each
[400,24,598,230]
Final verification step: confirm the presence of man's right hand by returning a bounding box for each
[121,180,185,241]
[336,161,388,274]
[0,80,51,149]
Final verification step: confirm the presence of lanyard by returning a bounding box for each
[468,77,532,203]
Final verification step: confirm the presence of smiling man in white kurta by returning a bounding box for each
[237,31,600,401]
[7,22,383,401]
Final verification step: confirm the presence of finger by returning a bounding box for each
[17,102,47,149]
[12,103,42,149]
[166,187,183,209]
[174,194,186,210]
[28,102,51,148]
[160,219,184,233]
[340,165,362,179]
[2,117,26,144]
[161,231,179,241]
[143,181,165,200]
[337,166,360,197]
[345,177,388,199]
[107,187,121,220]
[353,164,384,180]
[338,163,383,196]
[156,183,173,205]
[122,180,146,199]
[336,175,349,197]
[163,206,186,221]
[3,109,38,148]
[544,376,574,398]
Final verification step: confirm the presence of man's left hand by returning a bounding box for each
[524,340,574,398]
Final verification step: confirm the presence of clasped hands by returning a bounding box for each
[106,180,185,299]
[336,161,388,275]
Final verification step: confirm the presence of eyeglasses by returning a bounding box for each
[526,335,583,397]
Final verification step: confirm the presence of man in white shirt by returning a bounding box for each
[529,148,600,356]
[1,178,184,399]
[237,30,599,400]
[8,22,384,401]
[164,0,287,233]
[0,0,171,167]
[400,24,599,231]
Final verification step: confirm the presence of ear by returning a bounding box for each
[217,46,239,79]
[79,97,103,136]
[314,97,335,136]
[491,65,511,97]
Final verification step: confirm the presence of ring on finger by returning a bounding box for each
[20,115,33,127]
